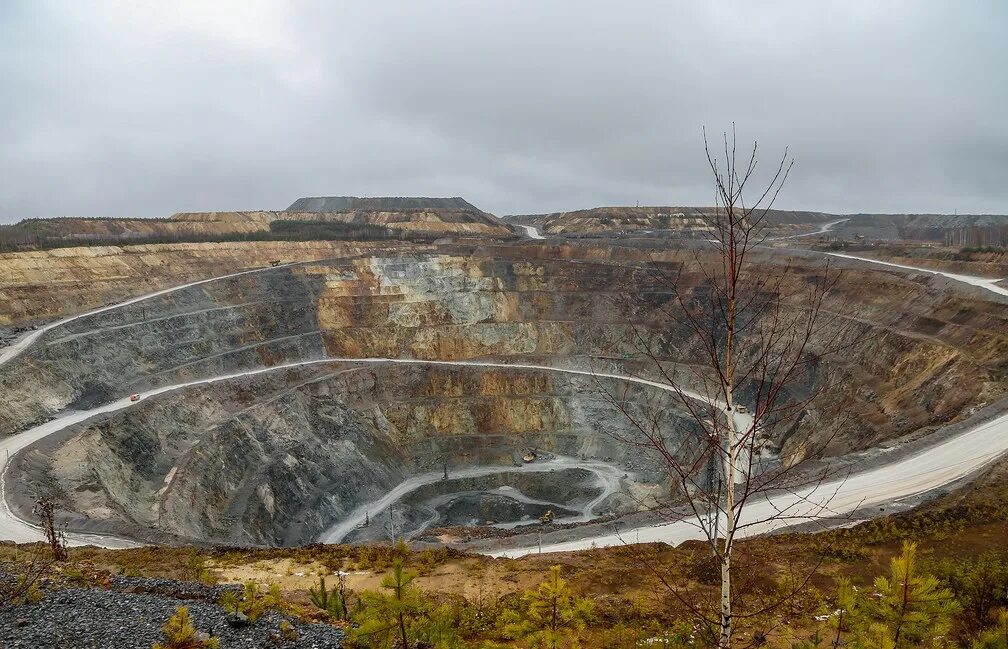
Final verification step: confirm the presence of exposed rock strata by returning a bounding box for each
[2,243,1005,546]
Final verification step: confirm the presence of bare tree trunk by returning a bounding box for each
[720,385,736,649]
[720,546,732,649]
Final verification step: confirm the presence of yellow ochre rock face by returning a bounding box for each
[0,240,433,325]
[312,256,571,361]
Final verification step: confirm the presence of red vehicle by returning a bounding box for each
[129,394,140,402]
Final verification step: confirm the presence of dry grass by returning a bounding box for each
[3,457,1006,647]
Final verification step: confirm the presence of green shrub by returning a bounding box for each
[277,619,299,643]
[972,608,1008,649]
[931,551,1008,638]
[7,573,43,605]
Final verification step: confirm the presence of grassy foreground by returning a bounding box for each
[3,460,1007,648]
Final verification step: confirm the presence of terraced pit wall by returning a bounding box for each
[0,240,436,327]
[11,363,681,545]
[1,243,1004,543]
[3,245,1003,452]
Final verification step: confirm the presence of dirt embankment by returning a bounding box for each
[0,240,433,327]
[509,206,837,236]
[171,208,514,237]
[5,197,516,253]
[848,247,1008,278]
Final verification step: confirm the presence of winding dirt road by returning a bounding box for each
[0,263,295,367]
[318,455,629,544]
[0,354,744,546]
[493,410,1008,556]
[517,224,546,239]
[770,218,850,241]
[826,252,1008,297]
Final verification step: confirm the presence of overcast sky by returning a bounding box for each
[1,1,1006,222]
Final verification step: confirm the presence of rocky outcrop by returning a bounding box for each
[287,196,481,213]
[0,251,653,436]
[0,263,329,435]
[509,206,837,236]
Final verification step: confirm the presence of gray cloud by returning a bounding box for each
[1,0,1006,222]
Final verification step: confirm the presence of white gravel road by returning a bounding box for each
[0,263,293,368]
[318,455,628,543]
[518,224,545,239]
[826,252,1008,298]
[770,218,850,241]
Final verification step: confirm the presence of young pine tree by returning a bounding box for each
[830,577,857,649]
[500,564,594,649]
[310,574,349,620]
[218,580,281,624]
[853,542,960,649]
[153,606,219,649]
[353,558,424,648]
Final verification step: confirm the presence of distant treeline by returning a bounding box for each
[945,225,1008,249]
[0,220,439,252]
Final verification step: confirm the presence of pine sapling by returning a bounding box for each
[152,606,219,649]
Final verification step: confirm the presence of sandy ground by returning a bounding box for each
[211,556,543,602]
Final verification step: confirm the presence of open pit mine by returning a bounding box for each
[1,197,1007,558]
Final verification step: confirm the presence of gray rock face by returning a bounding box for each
[0,265,328,436]
[286,196,482,213]
[11,362,684,546]
[0,254,664,437]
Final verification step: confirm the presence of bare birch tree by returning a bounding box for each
[600,127,853,648]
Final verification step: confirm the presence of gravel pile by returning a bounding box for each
[0,576,345,648]
[107,575,237,600]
